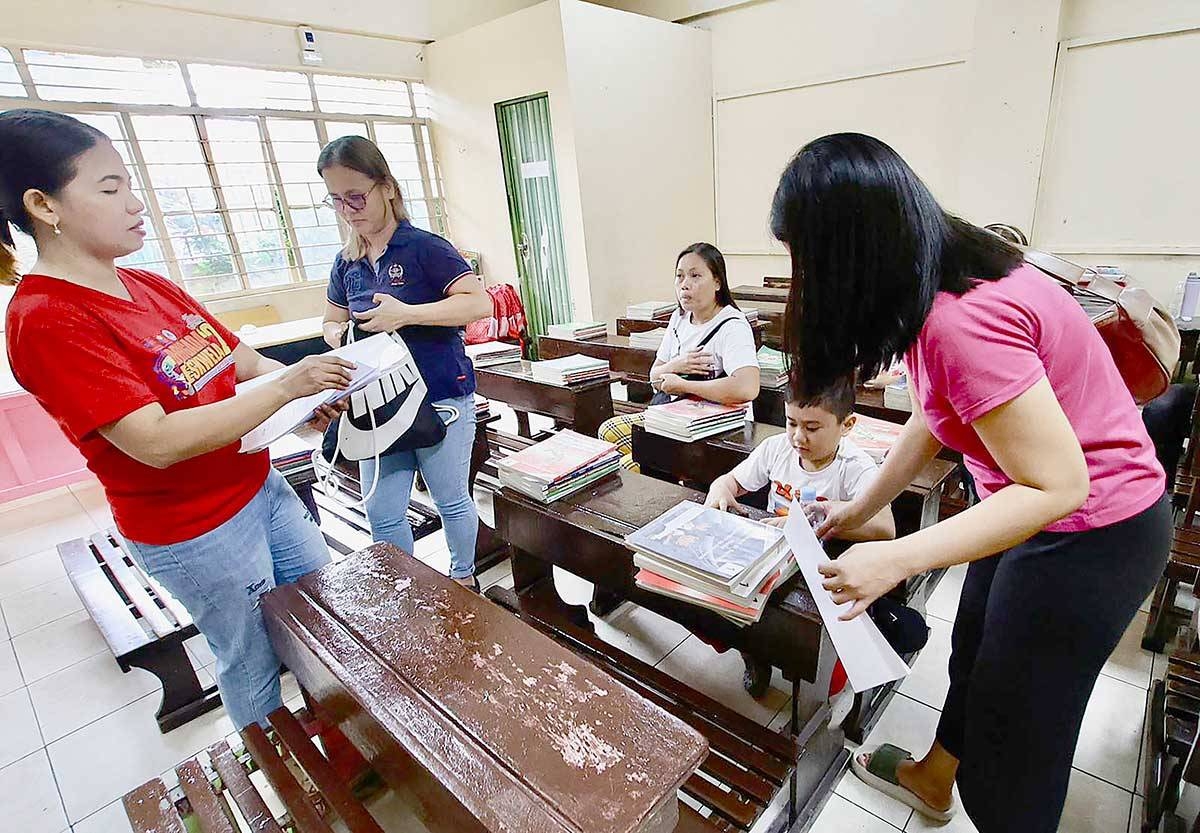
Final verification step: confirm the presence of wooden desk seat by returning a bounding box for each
[262,544,708,833]
[58,531,220,733]
[1145,484,1200,652]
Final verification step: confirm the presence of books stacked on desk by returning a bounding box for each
[498,430,621,503]
[884,376,913,412]
[741,307,760,325]
[466,341,521,368]
[643,398,748,441]
[530,354,610,386]
[756,345,787,390]
[626,300,675,321]
[474,395,491,420]
[850,413,902,463]
[547,321,607,340]
[628,328,666,350]
[628,500,797,625]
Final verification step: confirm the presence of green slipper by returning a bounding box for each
[850,743,956,822]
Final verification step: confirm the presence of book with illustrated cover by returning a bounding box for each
[625,501,787,593]
[498,430,620,502]
[849,414,903,463]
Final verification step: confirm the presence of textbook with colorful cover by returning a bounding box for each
[849,413,903,463]
[643,398,748,441]
[498,430,621,503]
[756,346,787,390]
[627,500,794,625]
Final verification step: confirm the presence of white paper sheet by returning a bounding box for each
[784,509,910,693]
[238,333,408,453]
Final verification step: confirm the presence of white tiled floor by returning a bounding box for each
[0,473,1180,832]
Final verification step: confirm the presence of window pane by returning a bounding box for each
[0,48,25,98]
[314,74,411,117]
[420,125,441,199]
[266,118,342,279]
[206,118,295,288]
[324,121,368,142]
[374,122,426,202]
[189,64,311,111]
[411,82,432,119]
[25,50,188,105]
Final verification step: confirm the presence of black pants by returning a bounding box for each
[936,493,1171,832]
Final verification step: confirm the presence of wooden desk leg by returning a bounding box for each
[788,627,847,827]
[515,411,532,439]
[510,547,595,634]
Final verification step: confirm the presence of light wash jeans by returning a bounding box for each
[124,468,329,730]
[360,393,478,579]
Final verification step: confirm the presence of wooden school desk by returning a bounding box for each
[260,543,710,833]
[237,315,326,365]
[615,316,770,349]
[753,385,913,428]
[473,360,616,437]
[538,333,658,381]
[490,471,847,831]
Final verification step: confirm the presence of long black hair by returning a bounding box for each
[0,109,106,284]
[676,242,739,311]
[769,133,1021,396]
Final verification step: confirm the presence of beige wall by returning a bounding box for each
[426,1,595,319]
[559,1,714,322]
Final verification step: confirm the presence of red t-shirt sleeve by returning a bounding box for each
[16,310,158,440]
[921,289,1047,424]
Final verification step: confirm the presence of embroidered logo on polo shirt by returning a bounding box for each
[150,313,234,399]
[387,262,405,286]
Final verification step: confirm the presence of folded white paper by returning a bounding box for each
[784,509,910,693]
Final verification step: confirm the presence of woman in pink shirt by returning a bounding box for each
[771,133,1169,831]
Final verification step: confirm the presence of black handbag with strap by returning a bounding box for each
[649,315,739,405]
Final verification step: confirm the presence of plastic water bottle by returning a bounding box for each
[1182,272,1200,321]
[800,485,817,504]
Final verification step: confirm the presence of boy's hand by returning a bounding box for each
[760,515,788,528]
[705,484,746,515]
[814,500,870,541]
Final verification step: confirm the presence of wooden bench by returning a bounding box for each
[474,360,617,438]
[262,544,710,833]
[58,530,220,733]
[123,705,389,832]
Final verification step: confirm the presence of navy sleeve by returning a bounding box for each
[420,235,474,295]
[326,255,349,308]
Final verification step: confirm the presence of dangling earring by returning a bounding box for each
[52,222,61,236]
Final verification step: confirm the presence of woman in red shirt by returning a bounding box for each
[771,133,1169,831]
[0,109,353,730]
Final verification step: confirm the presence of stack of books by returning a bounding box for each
[884,376,913,412]
[465,341,521,368]
[756,346,787,390]
[644,398,748,441]
[741,307,759,324]
[628,328,666,350]
[474,395,491,420]
[498,430,621,503]
[547,321,607,340]
[530,354,610,386]
[626,301,675,321]
[628,500,796,625]
[850,413,902,463]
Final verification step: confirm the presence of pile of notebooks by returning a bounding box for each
[547,321,607,340]
[741,307,760,325]
[530,354,610,386]
[474,395,491,420]
[626,300,675,321]
[756,345,787,390]
[643,398,748,441]
[850,413,902,463]
[498,430,621,503]
[628,328,666,350]
[465,341,521,368]
[628,500,797,625]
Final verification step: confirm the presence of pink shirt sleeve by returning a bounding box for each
[921,289,1047,424]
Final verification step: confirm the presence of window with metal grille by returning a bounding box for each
[0,48,448,299]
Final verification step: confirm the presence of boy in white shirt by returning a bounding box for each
[705,376,897,696]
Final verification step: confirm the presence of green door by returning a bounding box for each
[496,94,572,358]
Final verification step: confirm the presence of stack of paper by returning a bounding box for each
[547,321,607,340]
[475,395,491,420]
[626,301,675,321]
[741,307,760,324]
[498,430,621,503]
[756,346,788,390]
[629,328,666,350]
[466,341,521,368]
[644,398,748,441]
[530,354,610,386]
[884,377,913,412]
[629,500,796,625]
[850,414,902,463]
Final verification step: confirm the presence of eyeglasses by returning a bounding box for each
[322,182,379,212]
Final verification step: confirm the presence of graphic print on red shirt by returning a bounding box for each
[5,269,270,545]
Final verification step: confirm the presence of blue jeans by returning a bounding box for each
[124,468,329,729]
[360,394,478,579]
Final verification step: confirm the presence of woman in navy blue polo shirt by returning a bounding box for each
[318,136,491,587]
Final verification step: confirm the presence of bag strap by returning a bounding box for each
[1022,247,1124,305]
[695,315,738,348]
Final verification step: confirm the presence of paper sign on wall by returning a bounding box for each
[520,160,550,179]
